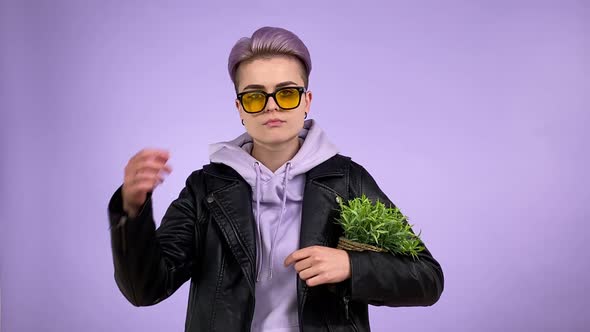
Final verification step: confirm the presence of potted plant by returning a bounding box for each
[335,195,425,260]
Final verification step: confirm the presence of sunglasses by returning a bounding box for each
[237,86,306,114]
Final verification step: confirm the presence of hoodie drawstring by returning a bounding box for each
[254,162,263,282]
[269,162,291,279]
[253,161,292,281]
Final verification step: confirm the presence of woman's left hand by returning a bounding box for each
[284,246,351,287]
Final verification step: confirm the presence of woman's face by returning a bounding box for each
[235,56,312,148]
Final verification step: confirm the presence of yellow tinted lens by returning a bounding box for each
[242,92,266,112]
[276,88,300,109]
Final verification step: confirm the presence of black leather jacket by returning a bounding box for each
[108,154,444,331]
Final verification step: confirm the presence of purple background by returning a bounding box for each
[1,1,588,331]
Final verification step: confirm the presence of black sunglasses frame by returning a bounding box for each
[236,86,306,114]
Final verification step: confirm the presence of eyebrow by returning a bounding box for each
[242,81,299,92]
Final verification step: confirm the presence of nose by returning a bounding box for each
[264,95,280,113]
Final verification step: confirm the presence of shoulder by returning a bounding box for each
[184,162,246,197]
[185,162,237,183]
[310,154,374,181]
[331,154,371,179]
[340,157,388,201]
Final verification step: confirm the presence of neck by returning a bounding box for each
[251,137,301,173]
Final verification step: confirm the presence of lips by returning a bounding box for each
[264,119,285,125]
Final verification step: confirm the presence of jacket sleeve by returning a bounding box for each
[107,171,204,307]
[345,161,444,307]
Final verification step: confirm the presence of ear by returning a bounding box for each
[304,90,312,115]
[235,99,243,118]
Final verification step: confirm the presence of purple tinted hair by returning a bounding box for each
[228,27,312,91]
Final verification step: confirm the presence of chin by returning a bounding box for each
[253,130,298,146]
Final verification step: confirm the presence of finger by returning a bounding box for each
[125,167,164,185]
[132,160,171,175]
[137,164,173,177]
[298,266,321,281]
[130,150,170,169]
[125,167,157,182]
[293,257,314,273]
[128,172,164,186]
[306,274,329,287]
[284,254,295,267]
[162,164,173,174]
[126,159,165,176]
[285,246,324,266]
[284,248,313,266]
[133,148,170,161]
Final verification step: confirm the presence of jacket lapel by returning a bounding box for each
[300,154,350,249]
[203,163,257,293]
[297,155,351,318]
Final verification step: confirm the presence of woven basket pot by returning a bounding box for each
[336,237,387,253]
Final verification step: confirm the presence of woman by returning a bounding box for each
[108,26,444,332]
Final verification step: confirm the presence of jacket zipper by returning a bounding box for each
[120,216,128,256]
[343,296,358,332]
[343,296,350,320]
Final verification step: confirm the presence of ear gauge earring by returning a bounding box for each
[304,112,308,119]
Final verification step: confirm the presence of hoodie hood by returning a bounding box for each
[209,118,339,189]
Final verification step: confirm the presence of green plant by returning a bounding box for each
[336,195,425,259]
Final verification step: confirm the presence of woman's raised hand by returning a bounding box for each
[121,149,172,218]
